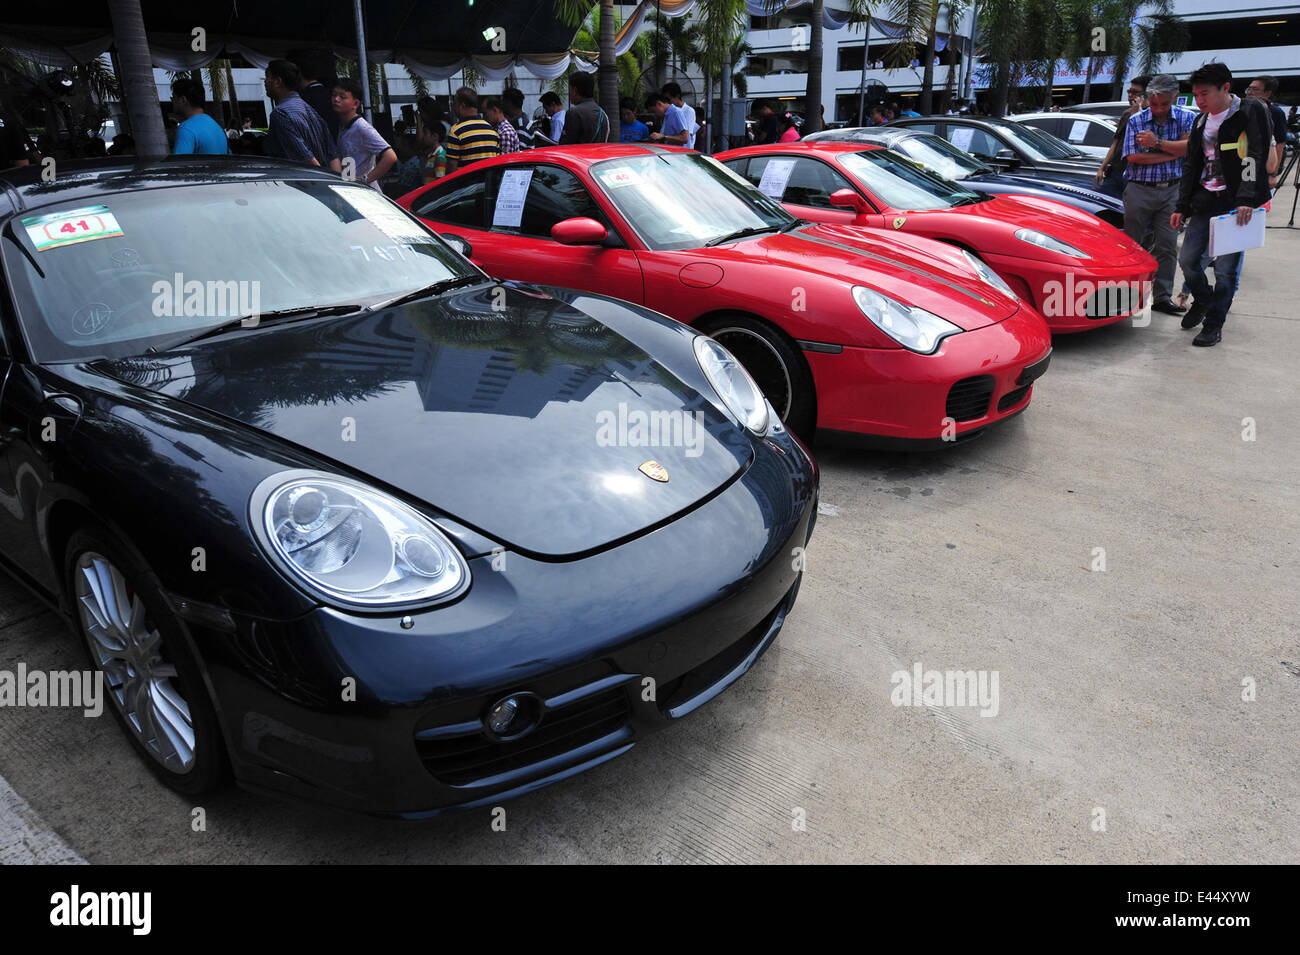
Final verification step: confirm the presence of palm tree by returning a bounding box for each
[107,0,167,154]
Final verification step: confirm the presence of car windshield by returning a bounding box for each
[838,150,985,211]
[3,179,476,362]
[590,152,793,250]
[991,121,1085,160]
[893,135,992,180]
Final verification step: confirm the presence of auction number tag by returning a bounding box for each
[598,167,642,189]
[22,205,123,251]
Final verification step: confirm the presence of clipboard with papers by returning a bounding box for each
[1207,205,1267,257]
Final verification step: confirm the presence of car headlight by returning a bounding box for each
[960,249,1018,300]
[251,472,469,609]
[852,286,961,354]
[693,335,770,434]
[1014,228,1089,258]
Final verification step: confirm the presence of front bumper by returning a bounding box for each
[982,251,1158,333]
[807,305,1053,447]
[187,427,818,816]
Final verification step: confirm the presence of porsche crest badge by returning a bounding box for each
[638,461,669,482]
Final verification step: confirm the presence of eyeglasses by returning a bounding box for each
[1245,86,1265,95]
[1127,91,1147,99]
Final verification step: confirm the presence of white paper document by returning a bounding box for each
[1067,120,1090,143]
[757,159,796,199]
[948,127,975,153]
[1208,206,1266,257]
[492,169,534,228]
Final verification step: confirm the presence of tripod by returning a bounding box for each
[1268,141,1299,229]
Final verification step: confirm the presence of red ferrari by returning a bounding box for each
[399,145,1052,447]
[716,142,1157,333]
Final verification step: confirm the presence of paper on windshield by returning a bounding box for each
[597,166,642,189]
[757,159,796,199]
[948,127,975,153]
[492,168,534,227]
[330,185,427,242]
[1068,119,1090,143]
[23,205,123,251]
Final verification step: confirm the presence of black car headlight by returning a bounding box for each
[694,334,770,435]
[251,471,469,610]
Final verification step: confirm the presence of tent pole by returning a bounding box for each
[353,0,373,121]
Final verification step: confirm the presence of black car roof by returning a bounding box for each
[0,155,343,218]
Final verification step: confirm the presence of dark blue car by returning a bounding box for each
[806,125,1125,230]
[0,158,817,816]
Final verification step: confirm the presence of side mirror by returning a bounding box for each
[551,217,608,245]
[995,148,1019,166]
[829,188,868,213]
[440,233,473,258]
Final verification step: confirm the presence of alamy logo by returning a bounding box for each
[595,402,706,458]
[152,272,261,321]
[0,666,103,717]
[890,662,1000,717]
[50,886,151,934]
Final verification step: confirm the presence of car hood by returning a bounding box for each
[88,284,750,558]
[959,172,1122,211]
[933,194,1149,262]
[743,223,1018,331]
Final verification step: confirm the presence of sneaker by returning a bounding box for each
[1181,301,1208,329]
[1192,325,1222,346]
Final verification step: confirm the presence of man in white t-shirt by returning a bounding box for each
[1170,62,1272,346]
[663,82,697,149]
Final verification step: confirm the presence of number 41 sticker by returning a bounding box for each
[22,205,124,251]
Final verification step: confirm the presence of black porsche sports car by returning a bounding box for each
[0,158,817,816]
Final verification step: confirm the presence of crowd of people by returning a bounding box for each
[1094,65,1291,347]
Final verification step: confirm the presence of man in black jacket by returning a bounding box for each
[1170,63,1272,346]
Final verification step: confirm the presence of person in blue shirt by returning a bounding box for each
[170,78,229,155]
[619,98,649,142]
[646,93,687,145]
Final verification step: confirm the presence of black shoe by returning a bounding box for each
[1192,325,1221,346]
[1152,299,1187,315]
[1181,301,1207,329]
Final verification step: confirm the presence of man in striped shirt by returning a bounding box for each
[264,59,340,171]
[484,97,521,153]
[444,86,500,174]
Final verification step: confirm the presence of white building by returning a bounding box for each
[741,1,1298,121]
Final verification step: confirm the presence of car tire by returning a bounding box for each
[64,525,229,796]
[697,314,816,439]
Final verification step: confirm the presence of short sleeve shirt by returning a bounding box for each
[174,113,229,155]
[661,107,687,141]
[337,116,392,190]
[446,117,500,167]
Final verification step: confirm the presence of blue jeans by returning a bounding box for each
[1178,214,1245,328]
[1180,252,1244,297]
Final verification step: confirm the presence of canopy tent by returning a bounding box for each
[0,0,597,80]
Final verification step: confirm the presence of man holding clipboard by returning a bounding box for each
[1169,63,1272,347]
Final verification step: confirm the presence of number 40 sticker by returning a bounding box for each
[22,205,124,251]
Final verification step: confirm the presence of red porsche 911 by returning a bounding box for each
[399,145,1052,448]
[716,142,1158,333]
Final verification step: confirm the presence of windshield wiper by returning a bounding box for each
[950,195,987,206]
[147,304,364,353]
[778,218,805,233]
[366,274,482,312]
[705,225,781,247]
